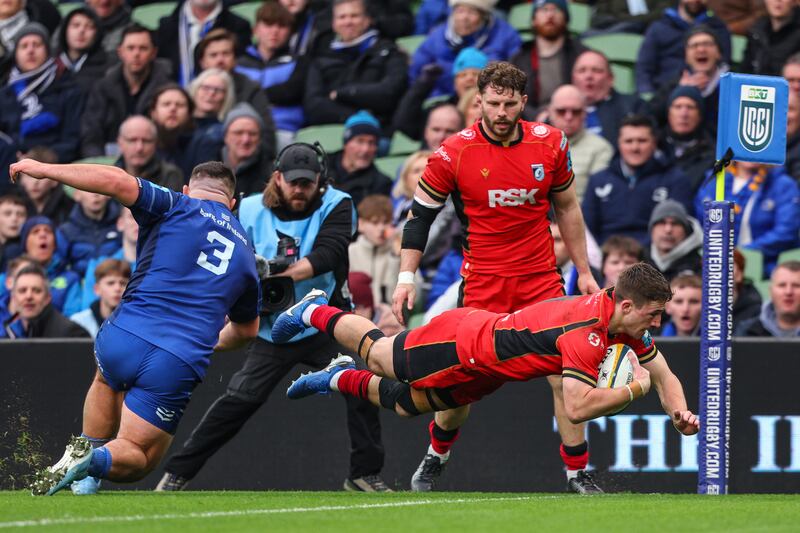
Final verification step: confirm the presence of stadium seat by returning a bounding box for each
[132,2,175,30]
[778,247,800,264]
[567,2,592,35]
[407,313,425,329]
[374,156,407,180]
[57,2,81,18]
[610,64,635,94]
[508,3,531,33]
[294,124,345,154]
[509,2,590,35]
[581,33,643,64]
[388,130,419,156]
[75,156,118,165]
[396,35,426,57]
[422,94,451,110]
[230,1,261,25]
[731,34,747,67]
[754,278,771,301]
[737,247,764,282]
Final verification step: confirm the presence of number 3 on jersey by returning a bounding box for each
[197,231,235,275]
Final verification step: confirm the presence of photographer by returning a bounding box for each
[157,143,389,492]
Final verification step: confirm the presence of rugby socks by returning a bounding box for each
[81,434,111,449]
[307,305,347,336]
[560,442,589,479]
[429,420,459,456]
[88,446,113,479]
[331,369,374,398]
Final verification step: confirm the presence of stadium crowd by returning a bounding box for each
[1,0,800,342]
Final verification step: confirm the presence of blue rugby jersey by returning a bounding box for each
[109,178,261,377]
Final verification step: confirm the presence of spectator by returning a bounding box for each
[784,90,800,181]
[195,28,276,153]
[736,260,800,337]
[80,24,172,158]
[706,0,765,36]
[392,150,431,223]
[0,0,29,82]
[510,0,587,117]
[4,263,89,338]
[279,0,326,56]
[81,206,137,310]
[86,0,132,55]
[410,0,521,99]
[0,254,35,331]
[0,194,26,270]
[115,115,183,192]
[59,187,121,277]
[16,146,74,225]
[782,52,800,95]
[599,234,643,287]
[695,162,800,276]
[732,248,762,327]
[636,0,731,94]
[551,220,601,296]
[70,258,129,338]
[645,199,702,280]
[18,216,81,315]
[349,194,399,305]
[572,50,646,145]
[457,85,481,126]
[156,0,251,87]
[0,132,15,194]
[582,115,692,245]
[304,0,407,127]
[187,67,235,126]
[657,85,715,192]
[236,1,308,149]
[348,270,403,336]
[415,0,449,35]
[217,103,273,197]
[661,273,702,336]
[742,0,800,76]
[328,110,393,206]
[588,0,673,35]
[421,103,463,150]
[649,26,728,137]
[546,84,613,200]
[392,47,482,142]
[0,23,84,163]
[54,7,108,94]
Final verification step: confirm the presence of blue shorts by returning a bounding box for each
[95,322,199,434]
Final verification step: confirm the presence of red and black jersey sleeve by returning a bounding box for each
[418,145,457,204]
[557,327,607,387]
[615,330,659,364]
[551,131,575,193]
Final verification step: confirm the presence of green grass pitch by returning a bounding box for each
[1,491,799,532]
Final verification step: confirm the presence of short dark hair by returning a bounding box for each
[619,114,656,136]
[774,260,800,276]
[13,263,48,291]
[190,161,237,198]
[256,0,294,26]
[194,28,236,66]
[477,61,526,95]
[120,23,155,48]
[0,194,27,209]
[20,146,57,164]
[602,235,644,264]
[95,258,132,282]
[615,262,672,307]
[148,83,195,117]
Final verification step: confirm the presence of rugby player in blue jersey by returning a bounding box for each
[10,159,261,496]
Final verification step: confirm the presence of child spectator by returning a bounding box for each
[16,147,74,225]
[0,194,27,270]
[349,194,399,305]
[600,235,644,287]
[70,258,130,338]
[662,273,702,336]
[59,189,121,277]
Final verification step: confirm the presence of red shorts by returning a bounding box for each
[392,308,504,407]
[460,270,564,312]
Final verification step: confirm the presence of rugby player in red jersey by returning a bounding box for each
[275,263,700,458]
[391,61,603,493]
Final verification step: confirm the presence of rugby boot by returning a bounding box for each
[31,435,93,496]
[567,470,604,494]
[272,288,328,342]
[287,354,355,399]
[410,448,449,492]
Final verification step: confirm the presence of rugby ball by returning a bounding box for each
[597,344,635,389]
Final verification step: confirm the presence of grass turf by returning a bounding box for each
[1,491,799,532]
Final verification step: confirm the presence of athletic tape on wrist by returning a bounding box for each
[397,271,415,285]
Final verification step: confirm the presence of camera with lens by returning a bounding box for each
[258,231,299,314]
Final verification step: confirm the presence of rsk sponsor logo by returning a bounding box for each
[488,188,538,207]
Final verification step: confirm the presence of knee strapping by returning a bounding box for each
[378,379,420,416]
[358,328,385,363]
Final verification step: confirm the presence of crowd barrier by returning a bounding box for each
[1,338,798,493]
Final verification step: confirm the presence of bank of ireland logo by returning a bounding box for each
[709,208,723,223]
[738,85,775,152]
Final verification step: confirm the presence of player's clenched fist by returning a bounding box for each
[673,409,700,435]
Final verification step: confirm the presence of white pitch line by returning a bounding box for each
[0,495,565,529]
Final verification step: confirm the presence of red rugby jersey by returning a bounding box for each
[418,120,574,276]
[452,289,658,384]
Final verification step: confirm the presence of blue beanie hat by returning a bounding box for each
[20,216,55,249]
[533,0,570,23]
[452,47,489,76]
[668,85,705,116]
[343,110,381,144]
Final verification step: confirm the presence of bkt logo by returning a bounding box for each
[488,188,538,207]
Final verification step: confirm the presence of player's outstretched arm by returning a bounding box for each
[643,350,700,435]
[10,160,139,206]
[562,353,651,422]
[552,186,600,294]
[215,317,260,351]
